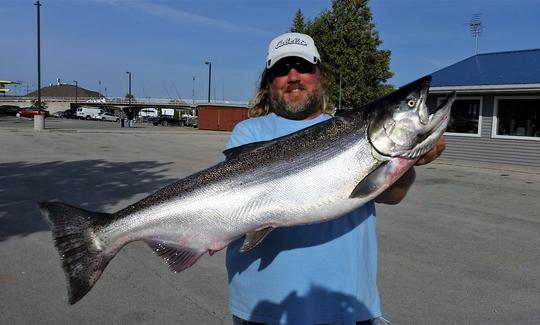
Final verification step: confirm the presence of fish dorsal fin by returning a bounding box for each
[240,227,274,252]
[146,241,205,273]
[350,160,397,198]
[223,140,270,161]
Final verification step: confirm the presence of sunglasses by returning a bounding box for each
[270,58,317,78]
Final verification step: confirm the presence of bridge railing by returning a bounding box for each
[0,96,248,107]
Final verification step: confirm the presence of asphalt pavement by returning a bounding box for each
[0,117,539,324]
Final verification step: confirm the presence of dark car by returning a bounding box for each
[17,107,50,118]
[0,105,20,116]
[152,116,185,127]
[63,109,76,119]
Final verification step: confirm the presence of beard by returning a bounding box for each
[270,84,323,120]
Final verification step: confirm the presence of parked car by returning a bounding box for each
[95,112,119,122]
[184,115,198,128]
[63,109,76,119]
[52,111,64,118]
[0,105,20,116]
[152,116,185,126]
[16,107,50,118]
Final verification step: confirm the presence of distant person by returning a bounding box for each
[224,32,446,325]
[126,108,134,128]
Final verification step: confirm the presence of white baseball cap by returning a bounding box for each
[266,32,321,69]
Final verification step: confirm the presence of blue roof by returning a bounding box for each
[430,49,540,87]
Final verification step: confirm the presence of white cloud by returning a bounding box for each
[90,0,270,36]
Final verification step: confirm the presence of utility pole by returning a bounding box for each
[126,71,132,105]
[73,80,78,103]
[205,61,212,103]
[338,73,342,111]
[192,76,195,106]
[35,0,42,109]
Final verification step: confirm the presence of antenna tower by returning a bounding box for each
[470,14,482,54]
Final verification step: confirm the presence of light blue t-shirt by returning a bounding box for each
[225,113,381,325]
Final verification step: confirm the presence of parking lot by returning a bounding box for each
[0,115,195,131]
[1,117,539,324]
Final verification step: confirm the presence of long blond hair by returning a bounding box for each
[248,65,335,118]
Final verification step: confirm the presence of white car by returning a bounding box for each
[95,112,119,122]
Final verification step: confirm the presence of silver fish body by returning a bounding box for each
[39,76,455,304]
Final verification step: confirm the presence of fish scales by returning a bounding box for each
[38,76,455,304]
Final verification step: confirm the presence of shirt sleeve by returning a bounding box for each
[225,120,257,149]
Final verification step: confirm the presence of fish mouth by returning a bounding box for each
[425,91,455,133]
[413,76,454,133]
[418,79,431,125]
[398,90,455,159]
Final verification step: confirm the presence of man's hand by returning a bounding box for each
[375,136,446,205]
[415,136,446,166]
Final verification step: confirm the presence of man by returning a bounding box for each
[126,108,135,128]
[225,32,445,325]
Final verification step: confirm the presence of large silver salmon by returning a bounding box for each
[39,76,454,304]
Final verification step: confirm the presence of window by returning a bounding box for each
[494,97,540,139]
[438,97,482,135]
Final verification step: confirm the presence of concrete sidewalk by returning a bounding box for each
[1,122,539,324]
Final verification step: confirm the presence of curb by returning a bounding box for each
[0,127,230,136]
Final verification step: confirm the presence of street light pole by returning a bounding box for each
[205,61,211,103]
[126,71,132,105]
[35,0,41,109]
[192,76,195,106]
[73,80,78,103]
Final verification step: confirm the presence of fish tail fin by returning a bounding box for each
[38,201,114,305]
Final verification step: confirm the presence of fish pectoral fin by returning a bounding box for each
[240,227,274,252]
[350,160,398,199]
[146,241,205,273]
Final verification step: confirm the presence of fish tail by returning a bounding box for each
[38,201,114,305]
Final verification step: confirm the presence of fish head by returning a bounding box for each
[368,76,455,159]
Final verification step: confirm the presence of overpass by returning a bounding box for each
[0,96,248,113]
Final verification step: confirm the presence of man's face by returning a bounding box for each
[268,57,323,120]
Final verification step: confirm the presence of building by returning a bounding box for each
[197,104,249,131]
[26,83,102,98]
[427,48,540,167]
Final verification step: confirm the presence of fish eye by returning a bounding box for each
[407,98,416,108]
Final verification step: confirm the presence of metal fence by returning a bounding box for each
[0,96,248,107]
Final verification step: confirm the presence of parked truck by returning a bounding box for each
[76,107,103,120]
[151,108,197,127]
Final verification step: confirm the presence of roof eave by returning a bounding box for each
[429,83,540,94]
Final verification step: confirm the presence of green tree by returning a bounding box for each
[290,9,306,33]
[304,0,394,110]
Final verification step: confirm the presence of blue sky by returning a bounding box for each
[2,0,539,102]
